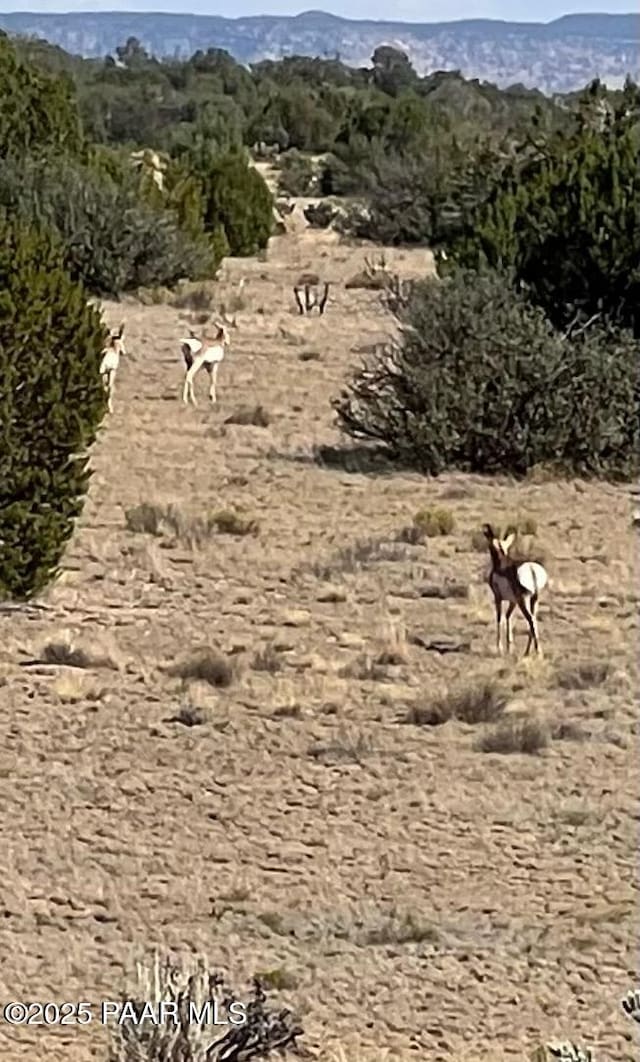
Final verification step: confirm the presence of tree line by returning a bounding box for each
[1,27,638,601]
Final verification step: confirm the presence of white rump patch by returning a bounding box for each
[100,349,119,374]
[180,337,203,356]
[201,344,225,365]
[516,561,548,595]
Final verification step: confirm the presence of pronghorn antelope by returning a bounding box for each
[293,272,330,316]
[180,318,234,406]
[483,523,549,657]
[99,322,127,413]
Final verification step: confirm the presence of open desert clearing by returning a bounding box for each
[0,227,638,1062]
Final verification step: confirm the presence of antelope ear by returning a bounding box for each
[482,524,494,541]
[501,532,516,553]
[118,322,126,337]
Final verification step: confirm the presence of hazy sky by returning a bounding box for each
[0,0,634,21]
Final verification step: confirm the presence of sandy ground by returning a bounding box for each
[0,227,638,1062]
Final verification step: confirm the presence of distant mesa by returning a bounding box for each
[0,9,637,92]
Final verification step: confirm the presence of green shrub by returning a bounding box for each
[200,151,273,256]
[277,149,316,195]
[0,215,106,600]
[0,33,83,159]
[334,266,640,478]
[450,80,640,336]
[0,154,218,295]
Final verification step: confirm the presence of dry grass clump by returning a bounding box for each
[363,909,439,946]
[340,653,391,683]
[252,643,283,673]
[39,633,119,671]
[477,716,549,755]
[52,672,107,703]
[341,626,410,681]
[418,580,469,599]
[308,726,375,765]
[405,680,508,727]
[407,507,456,539]
[311,536,409,580]
[125,502,167,536]
[108,952,304,1062]
[170,285,215,312]
[375,623,410,666]
[125,501,216,546]
[125,503,258,542]
[212,509,260,536]
[555,660,611,689]
[167,702,209,727]
[550,720,589,743]
[253,967,298,991]
[168,647,236,688]
[224,405,271,428]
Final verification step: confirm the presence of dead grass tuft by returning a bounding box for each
[253,967,298,991]
[477,717,549,755]
[341,654,391,682]
[555,661,611,689]
[126,503,258,542]
[225,405,271,428]
[551,720,589,742]
[375,623,410,666]
[212,509,260,536]
[405,680,508,727]
[168,702,209,727]
[168,647,236,688]
[412,507,456,538]
[311,536,409,580]
[252,643,283,673]
[171,285,215,312]
[125,501,166,536]
[363,910,439,946]
[418,581,469,599]
[308,727,375,765]
[40,634,119,671]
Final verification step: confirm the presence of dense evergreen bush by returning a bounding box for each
[0,215,107,600]
[0,32,83,159]
[277,149,317,196]
[450,80,640,336]
[0,154,218,295]
[200,151,273,255]
[334,267,640,479]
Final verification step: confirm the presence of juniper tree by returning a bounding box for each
[334,266,640,479]
[450,78,640,336]
[0,215,107,600]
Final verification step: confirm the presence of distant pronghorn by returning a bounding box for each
[99,322,127,413]
[293,272,330,316]
[483,523,549,656]
[180,315,236,406]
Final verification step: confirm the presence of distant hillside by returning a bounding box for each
[0,9,638,93]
